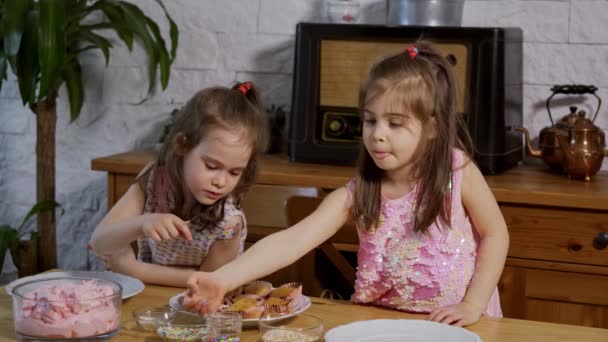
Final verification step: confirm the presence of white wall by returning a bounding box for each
[1,0,607,281]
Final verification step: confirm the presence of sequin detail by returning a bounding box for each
[349,149,502,316]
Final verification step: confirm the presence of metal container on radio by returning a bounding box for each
[386,0,465,26]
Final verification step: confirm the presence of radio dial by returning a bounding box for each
[328,118,345,134]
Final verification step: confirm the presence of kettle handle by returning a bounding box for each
[547,85,602,124]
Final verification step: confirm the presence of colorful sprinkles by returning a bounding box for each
[262,330,319,342]
[208,336,240,342]
[157,326,206,341]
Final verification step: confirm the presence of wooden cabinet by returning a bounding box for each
[92,150,608,328]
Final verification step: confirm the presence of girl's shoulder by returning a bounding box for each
[206,197,246,240]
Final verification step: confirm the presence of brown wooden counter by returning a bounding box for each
[92,150,608,329]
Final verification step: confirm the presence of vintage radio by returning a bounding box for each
[288,23,523,174]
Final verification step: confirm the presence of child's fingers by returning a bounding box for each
[165,223,181,239]
[149,231,162,242]
[157,227,171,240]
[440,313,461,325]
[428,308,449,322]
[177,221,193,240]
[172,219,192,240]
[186,276,200,293]
[453,319,465,327]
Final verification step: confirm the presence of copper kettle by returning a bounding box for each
[518,85,608,180]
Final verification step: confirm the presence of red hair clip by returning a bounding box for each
[238,81,252,95]
[406,46,419,59]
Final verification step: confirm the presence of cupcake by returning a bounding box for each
[224,296,264,319]
[263,297,297,315]
[242,280,272,297]
[269,282,302,302]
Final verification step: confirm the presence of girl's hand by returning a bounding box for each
[141,213,193,242]
[427,301,484,327]
[183,272,227,315]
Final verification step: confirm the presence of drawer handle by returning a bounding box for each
[593,232,608,250]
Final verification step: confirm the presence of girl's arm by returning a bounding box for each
[186,187,351,312]
[460,160,509,311]
[89,183,148,253]
[430,157,509,325]
[199,216,245,272]
[90,163,191,254]
[103,246,196,287]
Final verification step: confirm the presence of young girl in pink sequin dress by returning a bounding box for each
[185,43,509,326]
[90,82,267,287]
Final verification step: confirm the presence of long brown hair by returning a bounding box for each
[352,41,472,234]
[139,82,267,229]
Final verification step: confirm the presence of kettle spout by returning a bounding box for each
[516,127,542,158]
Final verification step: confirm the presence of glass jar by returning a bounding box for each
[206,312,242,342]
[326,0,361,24]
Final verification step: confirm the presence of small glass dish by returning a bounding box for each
[132,306,175,331]
[156,310,207,342]
[259,314,324,342]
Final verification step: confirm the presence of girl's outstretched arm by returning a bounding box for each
[185,187,351,314]
[429,158,509,326]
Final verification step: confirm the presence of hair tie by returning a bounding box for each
[238,81,252,95]
[406,46,419,59]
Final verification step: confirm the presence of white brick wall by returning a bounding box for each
[1,0,607,281]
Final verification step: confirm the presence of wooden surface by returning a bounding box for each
[91,150,608,211]
[2,283,608,341]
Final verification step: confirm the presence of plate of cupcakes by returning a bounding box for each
[169,281,311,327]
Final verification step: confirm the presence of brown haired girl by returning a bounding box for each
[186,43,509,326]
[90,82,267,287]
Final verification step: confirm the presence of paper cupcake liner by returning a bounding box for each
[269,282,303,302]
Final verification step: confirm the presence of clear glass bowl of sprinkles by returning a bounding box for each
[259,313,324,342]
[132,306,175,331]
[156,310,207,342]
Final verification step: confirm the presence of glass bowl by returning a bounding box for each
[132,306,175,331]
[259,314,323,342]
[156,310,207,342]
[327,0,361,24]
[11,276,122,340]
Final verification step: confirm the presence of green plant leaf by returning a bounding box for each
[18,200,64,234]
[38,0,66,99]
[77,30,112,66]
[99,2,134,50]
[143,17,170,89]
[115,1,159,98]
[3,0,33,72]
[153,0,178,63]
[0,52,7,91]
[0,225,18,275]
[16,10,40,105]
[63,59,83,121]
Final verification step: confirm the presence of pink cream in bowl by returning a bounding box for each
[11,277,122,339]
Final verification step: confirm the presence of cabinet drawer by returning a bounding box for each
[501,204,608,266]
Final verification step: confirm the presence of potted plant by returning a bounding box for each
[0,200,63,278]
[0,0,178,271]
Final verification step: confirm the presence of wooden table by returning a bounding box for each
[2,283,608,341]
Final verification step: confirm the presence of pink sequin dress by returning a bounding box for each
[137,165,247,266]
[348,149,502,317]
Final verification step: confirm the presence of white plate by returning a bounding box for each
[169,291,312,327]
[4,270,145,300]
[325,319,482,342]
